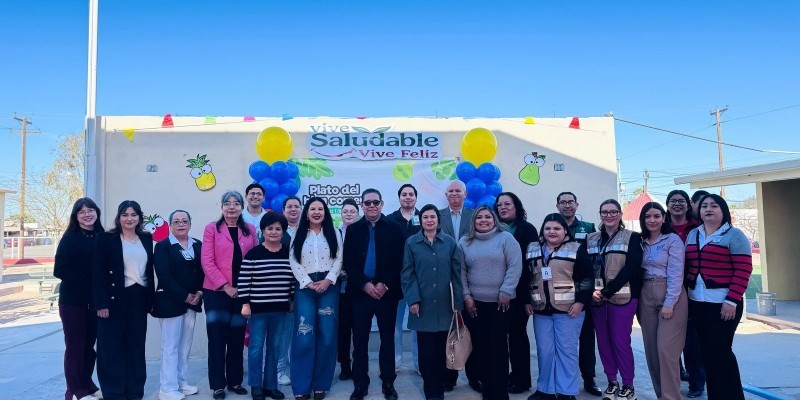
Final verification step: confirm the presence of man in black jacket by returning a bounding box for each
[344,188,405,400]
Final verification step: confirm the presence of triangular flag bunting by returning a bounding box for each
[244,116,255,122]
[568,117,580,129]
[282,114,293,121]
[122,129,136,142]
[162,114,174,128]
[204,116,216,124]
[356,116,367,120]
[524,117,535,125]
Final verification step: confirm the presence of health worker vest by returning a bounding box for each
[587,228,633,305]
[526,241,581,313]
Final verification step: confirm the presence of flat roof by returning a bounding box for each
[675,158,800,188]
[0,188,15,194]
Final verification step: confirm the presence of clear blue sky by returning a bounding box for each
[2,0,799,207]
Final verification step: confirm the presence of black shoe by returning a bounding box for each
[382,383,398,400]
[527,391,556,400]
[252,386,266,400]
[213,389,227,399]
[468,380,483,393]
[584,380,602,397]
[313,391,325,400]
[687,389,704,398]
[443,381,455,392]
[293,396,310,400]
[228,385,248,395]
[557,395,577,400]
[507,384,529,394]
[339,363,352,381]
[681,371,690,382]
[349,388,367,400]
[264,389,285,400]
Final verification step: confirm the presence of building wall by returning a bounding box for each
[758,180,800,300]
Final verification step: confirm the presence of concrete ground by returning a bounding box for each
[2,264,799,400]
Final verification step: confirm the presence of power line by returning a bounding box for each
[697,103,800,128]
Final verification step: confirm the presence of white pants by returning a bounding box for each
[159,310,197,393]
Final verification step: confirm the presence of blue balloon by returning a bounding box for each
[248,161,271,181]
[455,162,477,182]
[464,197,477,210]
[279,179,300,196]
[494,165,501,181]
[286,162,299,179]
[271,194,289,212]
[486,181,503,197]
[270,161,290,183]
[478,195,497,207]
[466,178,486,200]
[477,163,497,184]
[261,199,271,209]
[259,178,280,198]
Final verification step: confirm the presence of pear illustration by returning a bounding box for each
[519,152,546,186]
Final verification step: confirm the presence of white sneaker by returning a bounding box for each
[159,391,186,400]
[179,385,199,395]
[278,371,291,385]
[92,390,104,400]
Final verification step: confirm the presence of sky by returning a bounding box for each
[2,0,800,212]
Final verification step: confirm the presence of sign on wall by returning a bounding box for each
[306,123,442,161]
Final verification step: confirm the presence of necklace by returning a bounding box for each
[122,234,139,244]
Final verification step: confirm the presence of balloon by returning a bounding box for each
[478,195,497,207]
[464,197,477,210]
[271,194,289,212]
[279,179,300,196]
[486,181,503,197]
[287,162,299,179]
[494,165,501,181]
[455,162,477,182]
[477,163,497,184]
[248,161,271,181]
[271,161,290,183]
[261,199,272,209]
[465,178,487,200]
[259,178,280,198]
[460,127,498,165]
[255,126,293,163]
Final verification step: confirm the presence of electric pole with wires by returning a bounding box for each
[710,107,728,198]
[11,113,40,259]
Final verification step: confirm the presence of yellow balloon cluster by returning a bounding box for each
[256,127,293,164]
[461,127,498,165]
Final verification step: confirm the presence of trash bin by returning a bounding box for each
[756,292,777,316]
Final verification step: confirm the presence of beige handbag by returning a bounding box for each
[446,283,472,370]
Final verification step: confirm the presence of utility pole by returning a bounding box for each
[710,106,728,198]
[616,158,624,202]
[643,169,649,194]
[11,114,40,259]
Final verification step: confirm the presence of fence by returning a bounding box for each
[2,235,58,261]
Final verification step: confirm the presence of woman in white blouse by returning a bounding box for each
[289,197,343,400]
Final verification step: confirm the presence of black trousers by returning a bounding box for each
[689,300,744,400]
[417,330,449,400]
[60,303,100,400]
[462,308,481,384]
[683,315,707,391]
[96,284,149,400]
[337,287,354,366]
[507,297,531,388]
[465,301,511,400]
[578,304,597,382]
[203,289,247,391]
[351,291,398,390]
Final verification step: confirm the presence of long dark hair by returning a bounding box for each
[215,190,252,236]
[292,197,339,263]
[494,191,527,223]
[111,200,146,235]
[698,193,732,226]
[538,213,573,244]
[639,202,673,236]
[599,198,625,229]
[65,197,104,233]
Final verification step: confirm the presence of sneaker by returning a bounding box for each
[278,371,291,386]
[617,385,636,400]
[180,385,199,395]
[602,382,619,400]
[159,391,186,400]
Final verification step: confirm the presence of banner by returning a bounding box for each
[306,123,442,161]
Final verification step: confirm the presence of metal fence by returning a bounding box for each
[2,235,58,260]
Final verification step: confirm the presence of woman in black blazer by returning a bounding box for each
[152,210,205,400]
[93,200,155,400]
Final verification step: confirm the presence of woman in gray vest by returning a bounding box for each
[525,213,593,400]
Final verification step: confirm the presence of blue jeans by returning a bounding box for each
[277,312,293,374]
[394,299,418,369]
[533,312,585,396]
[290,278,339,395]
[248,312,289,390]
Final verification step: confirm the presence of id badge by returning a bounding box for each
[555,292,575,301]
[411,215,420,226]
[595,278,604,290]
[575,232,587,239]
[532,293,542,302]
[542,267,553,281]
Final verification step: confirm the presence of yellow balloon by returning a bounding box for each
[255,126,293,164]
[461,127,497,164]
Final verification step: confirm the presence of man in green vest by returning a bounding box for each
[557,191,601,397]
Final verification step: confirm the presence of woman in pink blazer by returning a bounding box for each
[202,190,260,399]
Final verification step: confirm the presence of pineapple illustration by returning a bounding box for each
[186,154,216,191]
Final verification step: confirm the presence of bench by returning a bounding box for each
[28,266,59,295]
[38,282,61,310]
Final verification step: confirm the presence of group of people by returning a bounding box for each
[53,179,752,400]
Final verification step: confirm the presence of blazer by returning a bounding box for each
[92,231,155,312]
[343,215,405,300]
[511,220,539,305]
[152,237,205,318]
[438,207,475,240]
[201,221,259,291]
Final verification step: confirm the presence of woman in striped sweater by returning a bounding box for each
[684,194,752,400]
[240,212,295,400]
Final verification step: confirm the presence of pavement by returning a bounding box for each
[2,264,800,400]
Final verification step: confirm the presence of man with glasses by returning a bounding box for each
[343,189,406,400]
[556,192,602,397]
[242,183,267,243]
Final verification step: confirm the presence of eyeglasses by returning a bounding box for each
[558,200,577,206]
[171,220,190,226]
[362,200,382,207]
[600,210,620,217]
[668,199,687,205]
[77,209,97,216]
[247,193,263,198]
[223,202,242,208]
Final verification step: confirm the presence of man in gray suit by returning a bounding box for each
[438,180,474,240]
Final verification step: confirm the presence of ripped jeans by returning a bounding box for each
[290,275,339,395]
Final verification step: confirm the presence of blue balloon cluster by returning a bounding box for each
[455,162,503,208]
[248,160,300,212]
